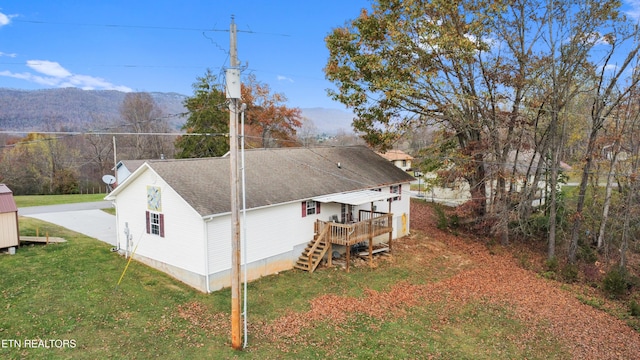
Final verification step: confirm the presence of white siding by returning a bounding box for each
[204,186,411,291]
[207,201,321,273]
[205,200,339,290]
[113,168,206,276]
[116,166,132,186]
[111,169,412,292]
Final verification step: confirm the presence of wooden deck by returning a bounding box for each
[296,210,395,273]
[315,212,393,246]
[20,236,67,244]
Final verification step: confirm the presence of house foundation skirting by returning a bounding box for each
[122,250,208,292]
[120,247,307,293]
[208,248,303,292]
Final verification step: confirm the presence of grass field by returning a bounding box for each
[13,194,106,208]
[0,215,570,359]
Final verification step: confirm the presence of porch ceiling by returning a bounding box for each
[312,190,395,206]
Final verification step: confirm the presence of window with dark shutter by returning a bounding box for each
[302,200,320,216]
[159,214,165,238]
[146,211,164,237]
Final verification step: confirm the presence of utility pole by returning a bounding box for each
[113,136,117,182]
[226,15,242,351]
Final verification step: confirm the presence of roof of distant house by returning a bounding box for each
[377,149,414,161]
[119,159,147,172]
[108,146,415,217]
[0,184,18,213]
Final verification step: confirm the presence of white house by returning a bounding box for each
[105,146,415,293]
[377,149,414,171]
[114,159,146,187]
[423,150,569,207]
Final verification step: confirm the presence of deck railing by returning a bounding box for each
[315,213,393,246]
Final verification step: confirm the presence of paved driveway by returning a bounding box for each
[20,201,117,247]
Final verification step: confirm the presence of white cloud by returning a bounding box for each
[0,52,17,57]
[277,75,294,83]
[27,60,72,78]
[0,11,15,27]
[0,59,133,92]
[626,0,640,21]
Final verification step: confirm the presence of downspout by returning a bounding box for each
[112,200,121,252]
[204,217,213,293]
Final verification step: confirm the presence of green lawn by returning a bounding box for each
[14,194,107,208]
[0,217,568,359]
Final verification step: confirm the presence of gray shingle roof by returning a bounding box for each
[144,146,415,216]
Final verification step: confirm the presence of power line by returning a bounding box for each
[13,19,229,32]
[12,19,290,36]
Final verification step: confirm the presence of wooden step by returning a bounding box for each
[296,225,331,272]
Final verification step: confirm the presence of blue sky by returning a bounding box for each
[0,0,371,109]
[3,1,640,110]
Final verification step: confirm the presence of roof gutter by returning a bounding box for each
[200,182,412,221]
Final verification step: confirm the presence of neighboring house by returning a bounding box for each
[105,146,415,293]
[0,184,19,251]
[423,150,565,207]
[377,149,414,171]
[114,159,147,187]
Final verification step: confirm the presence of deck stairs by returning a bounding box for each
[294,225,330,273]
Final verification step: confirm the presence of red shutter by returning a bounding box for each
[302,201,306,217]
[316,201,321,214]
[145,211,150,234]
[159,214,165,238]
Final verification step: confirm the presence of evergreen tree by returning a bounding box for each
[175,69,229,158]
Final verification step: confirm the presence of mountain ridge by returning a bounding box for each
[0,88,354,134]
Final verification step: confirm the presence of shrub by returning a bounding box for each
[630,300,640,317]
[582,263,602,287]
[545,257,559,273]
[432,203,458,230]
[561,264,579,283]
[577,243,598,263]
[628,275,640,292]
[602,267,629,299]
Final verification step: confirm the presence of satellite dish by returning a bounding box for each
[102,175,116,185]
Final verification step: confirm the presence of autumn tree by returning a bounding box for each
[174,69,229,158]
[241,74,302,148]
[325,0,535,236]
[325,0,639,258]
[0,133,80,194]
[119,92,172,160]
[566,37,640,263]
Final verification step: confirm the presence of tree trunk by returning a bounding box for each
[569,128,598,263]
[596,150,618,249]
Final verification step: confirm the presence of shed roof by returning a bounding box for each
[0,184,18,213]
[108,146,415,216]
